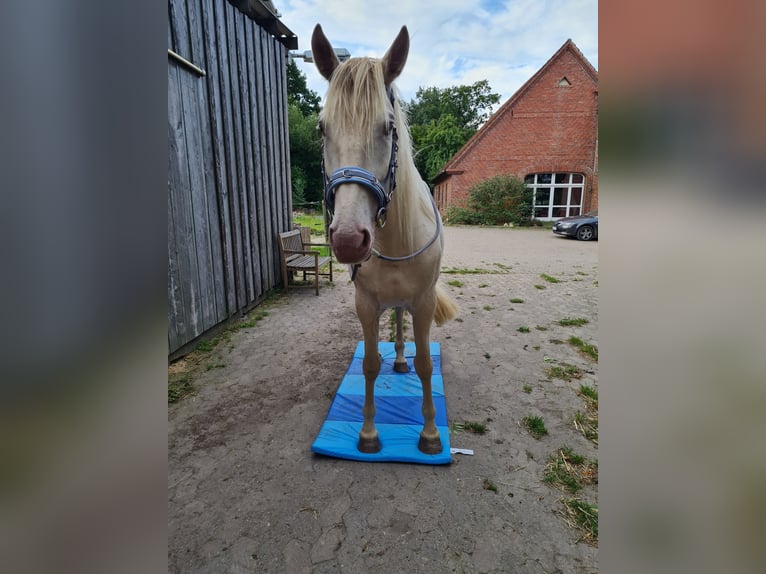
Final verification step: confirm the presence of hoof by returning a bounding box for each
[358,435,382,453]
[418,434,443,455]
[393,361,409,373]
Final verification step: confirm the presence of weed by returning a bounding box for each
[522,385,533,394]
[549,339,565,345]
[535,325,548,331]
[510,298,524,304]
[452,420,488,434]
[574,411,599,445]
[543,447,597,494]
[483,305,494,311]
[523,415,548,439]
[560,498,598,544]
[195,340,214,352]
[447,279,464,288]
[578,384,598,404]
[558,317,590,327]
[568,336,598,362]
[534,284,546,290]
[493,263,513,270]
[546,363,584,381]
[205,363,226,371]
[517,326,530,333]
[576,271,589,276]
[541,274,561,283]
[478,283,489,288]
[533,345,540,351]
[168,374,194,404]
[482,478,498,493]
[483,352,491,359]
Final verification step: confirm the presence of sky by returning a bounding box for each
[276,0,598,108]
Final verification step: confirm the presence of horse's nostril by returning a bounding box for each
[359,228,371,250]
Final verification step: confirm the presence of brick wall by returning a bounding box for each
[435,45,598,216]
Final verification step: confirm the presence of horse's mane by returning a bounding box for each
[322,58,436,257]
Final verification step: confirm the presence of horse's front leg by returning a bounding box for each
[411,299,442,455]
[356,294,382,453]
[393,307,409,373]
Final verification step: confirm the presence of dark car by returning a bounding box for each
[552,210,598,241]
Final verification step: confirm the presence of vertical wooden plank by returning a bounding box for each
[168,60,202,346]
[168,0,190,61]
[188,0,227,324]
[235,12,258,304]
[201,0,237,317]
[242,18,264,300]
[216,0,247,311]
[230,6,256,304]
[277,43,292,231]
[253,27,273,289]
[264,34,282,286]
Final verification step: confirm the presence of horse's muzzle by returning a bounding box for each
[329,223,373,264]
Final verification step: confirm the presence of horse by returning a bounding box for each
[311,24,458,455]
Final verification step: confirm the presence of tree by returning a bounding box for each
[287,103,322,207]
[407,80,500,185]
[287,60,321,116]
[287,61,323,207]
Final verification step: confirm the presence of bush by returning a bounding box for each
[446,174,534,226]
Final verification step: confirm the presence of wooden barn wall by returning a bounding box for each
[168,0,292,355]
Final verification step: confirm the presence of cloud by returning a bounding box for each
[280,0,597,105]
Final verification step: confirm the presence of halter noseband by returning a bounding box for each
[321,91,399,228]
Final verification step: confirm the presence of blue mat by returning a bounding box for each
[311,341,451,464]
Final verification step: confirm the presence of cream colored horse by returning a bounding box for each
[312,25,457,454]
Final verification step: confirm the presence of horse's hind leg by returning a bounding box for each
[393,307,409,373]
[356,294,382,453]
[412,302,442,455]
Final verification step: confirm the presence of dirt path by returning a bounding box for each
[169,226,598,573]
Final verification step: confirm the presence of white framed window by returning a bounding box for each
[525,173,584,220]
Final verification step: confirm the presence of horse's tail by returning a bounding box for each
[434,283,459,326]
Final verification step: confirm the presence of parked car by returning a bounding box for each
[552,210,598,241]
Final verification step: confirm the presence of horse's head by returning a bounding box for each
[312,24,409,264]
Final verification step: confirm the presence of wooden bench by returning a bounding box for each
[277,229,333,295]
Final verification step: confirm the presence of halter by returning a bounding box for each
[321,91,399,228]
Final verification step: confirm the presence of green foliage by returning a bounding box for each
[446,174,534,226]
[407,80,500,183]
[287,60,321,116]
[287,103,322,206]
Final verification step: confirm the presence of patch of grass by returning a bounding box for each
[510,298,524,303]
[578,384,599,404]
[535,325,548,331]
[560,498,598,545]
[533,345,540,351]
[546,363,584,381]
[292,211,326,236]
[482,478,498,493]
[543,447,597,494]
[541,273,561,283]
[574,411,599,445]
[549,339,565,345]
[522,384,533,394]
[478,283,489,288]
[517,326,530,333]
[168,374,194,404]
[205,362,226,371]
[534,284,546,290]
[493,263,513,270]
[195,340,214,352]
[452,420,487,434]
[523,415,548,439]
[576,271,589,276]
[558,317,590,327]
[447,279,464,288]
[568,336,598,362]
[483,305,494,311]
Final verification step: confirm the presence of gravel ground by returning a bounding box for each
[168,225,599,573]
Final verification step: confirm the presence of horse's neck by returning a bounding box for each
[374,178,434,258]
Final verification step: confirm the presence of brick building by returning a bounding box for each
[433,39,598,220]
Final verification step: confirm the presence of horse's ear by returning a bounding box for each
[311,24,340,81]
[381,26,409,85]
